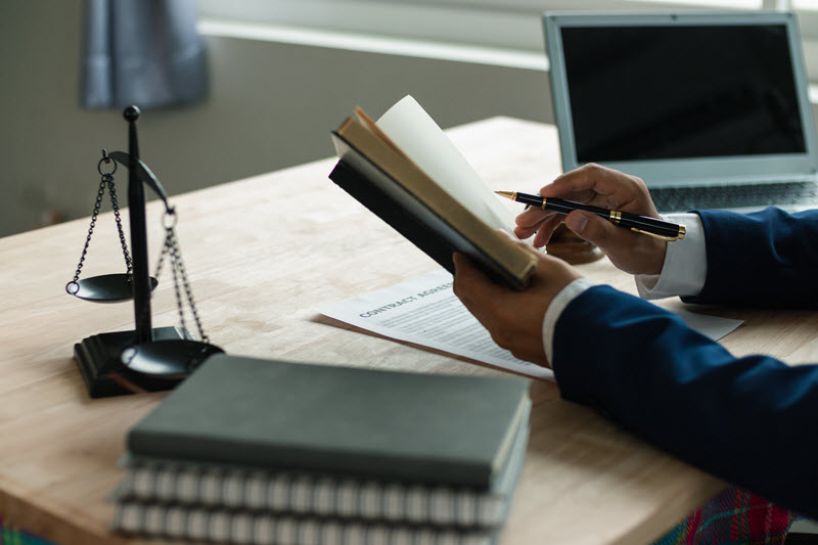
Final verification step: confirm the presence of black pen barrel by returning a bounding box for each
[536,196,682,239]
[544,198,601,216]
[549,198,680,238]
[514,193,548,207]
[617,211,681,238]
[507,193,683,239]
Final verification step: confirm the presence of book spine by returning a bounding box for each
[115,464,504,528]
[113,501,496,545]
[128,428,489,488]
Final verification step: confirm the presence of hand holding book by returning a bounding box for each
[452,246,581,367]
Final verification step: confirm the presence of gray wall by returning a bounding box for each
[0,0,552,237]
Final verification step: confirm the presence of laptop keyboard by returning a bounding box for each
[650,181,818,212]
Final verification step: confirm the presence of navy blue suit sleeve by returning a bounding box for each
[683,207,818,308]
[553,285,818,518]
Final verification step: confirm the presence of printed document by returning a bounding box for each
[320,270,743,380]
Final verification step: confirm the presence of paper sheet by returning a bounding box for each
[376,96,516,231]
[321,270,551,379]
[320,270,743,380]
[674,308,743,341]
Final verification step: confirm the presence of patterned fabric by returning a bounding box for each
[652,487,794,545]
[0,518,56,545]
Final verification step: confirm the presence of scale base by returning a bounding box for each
[74,327,189,398]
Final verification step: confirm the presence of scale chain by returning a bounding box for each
[67,153,133,291]
[70,175,107,284]
[165,232,188,335]
[107,175,133,275]
[169,230,208,343]
[149,220,209,343]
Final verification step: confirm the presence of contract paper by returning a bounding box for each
[320,270,743,380]
[321,270,551,379]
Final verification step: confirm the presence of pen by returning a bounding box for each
[495,191,686,241]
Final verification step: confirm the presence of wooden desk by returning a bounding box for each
[2,118,814,545]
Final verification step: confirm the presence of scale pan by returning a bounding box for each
[66,274,158,303]
[120,340,224,380]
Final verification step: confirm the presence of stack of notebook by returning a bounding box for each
[111,355,531,545]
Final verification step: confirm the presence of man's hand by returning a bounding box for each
[452,249,581,367]
[514,163,667,275]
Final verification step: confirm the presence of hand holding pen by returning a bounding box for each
[509,164,680,276]
[497,191,684,240]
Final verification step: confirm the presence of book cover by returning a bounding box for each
[127,355,530,488]
[329,97,536,290]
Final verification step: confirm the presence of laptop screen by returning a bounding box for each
[561,24,806,163]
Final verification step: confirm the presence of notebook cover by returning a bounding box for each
[127,355,530,488]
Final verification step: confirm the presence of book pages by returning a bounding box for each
[376,96,516,231]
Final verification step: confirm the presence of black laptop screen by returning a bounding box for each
[560,24,806,162]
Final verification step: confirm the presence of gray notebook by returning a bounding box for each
[128,355,530,488]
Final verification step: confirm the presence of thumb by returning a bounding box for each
[564,210,619,248]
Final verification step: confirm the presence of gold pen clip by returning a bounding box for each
[629,224,686,241]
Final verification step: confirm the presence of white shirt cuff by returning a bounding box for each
[542,277,594,365]
[635,213,707,299]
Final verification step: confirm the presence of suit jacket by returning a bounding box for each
[553,207,818,518]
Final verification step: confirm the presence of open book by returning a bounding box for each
[329,96,537,289]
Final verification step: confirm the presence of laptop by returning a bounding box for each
[543,11,818,212]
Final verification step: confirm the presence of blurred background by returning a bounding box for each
[3,0,818,238]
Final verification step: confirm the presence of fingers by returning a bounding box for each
[514,205,564,242]
[542,186,598,204]
[563,210,636,251]
[531,215,563,248]
[561,211,668,275]
[452,253,507,307]
[515,206,548,228]
[538,164,655,214]
[545,163,622,198]
[452,253,515,339]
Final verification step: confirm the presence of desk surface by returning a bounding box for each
[2,117,817,545]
